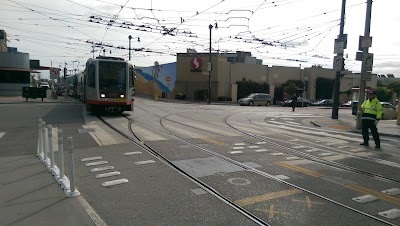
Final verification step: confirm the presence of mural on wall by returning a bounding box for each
[135,62,176,94]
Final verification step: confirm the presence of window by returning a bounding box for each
[87,64,95,88]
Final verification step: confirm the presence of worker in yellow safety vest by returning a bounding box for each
[360,90,382,149]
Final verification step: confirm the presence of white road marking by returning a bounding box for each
[248,145,260,149]
[95,171,121,179]
[91,166,115,172]
[270,152,285,156]
[232,147,245,150]
[0,132,6,139]
[229,151,244,154]
[234,143,246,146]
[134,160,155,165]
[81,156,102,162]
[85,161,108,167]
[101,179,129,187]
[284,121,302,125]
[256,142,267,145]
[254,149,269,153]
[77,196,107,226]
[123,151,142,156]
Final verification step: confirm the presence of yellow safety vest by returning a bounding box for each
[360,98,382,120]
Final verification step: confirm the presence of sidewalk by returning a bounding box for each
[0,95,79,104]
[0,155,96,226]
[310,117,400,138]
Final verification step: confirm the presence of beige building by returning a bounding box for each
[172,51,377,103]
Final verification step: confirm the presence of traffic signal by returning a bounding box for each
[305,81,309,91]
[64,67,67,79]
[342,58,345,69]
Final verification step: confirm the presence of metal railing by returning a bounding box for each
[37,119,80,197]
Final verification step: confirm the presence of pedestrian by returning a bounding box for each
[360,90,382,149]
[291,95,298,112]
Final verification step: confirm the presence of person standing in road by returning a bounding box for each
[291,95,298,112]
[360,90,382,149]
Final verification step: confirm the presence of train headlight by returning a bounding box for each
[100,94,106,98]
[120,94,125,98]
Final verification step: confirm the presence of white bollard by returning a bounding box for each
[38,119,43,156]
[67,136,80,196]
[48,125,55,169]
[58,129,64,181]
[42,121,48,161]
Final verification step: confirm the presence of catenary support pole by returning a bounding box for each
[208,24,212,105]
[331,0,346,119]
[356,0,373,129]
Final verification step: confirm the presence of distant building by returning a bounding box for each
[0,30,38,96]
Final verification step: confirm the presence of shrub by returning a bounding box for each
[176,92,186,99]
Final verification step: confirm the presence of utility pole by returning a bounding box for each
[128,35,132,61]
[356,0,373,129]
[208,24,213,104]
[331,0,347,119]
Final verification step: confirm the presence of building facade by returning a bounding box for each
[171,51,377,103]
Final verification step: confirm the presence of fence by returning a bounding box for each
[37,119,80,197]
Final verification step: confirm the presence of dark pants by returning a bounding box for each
[292,102,297,111]
[362,119,380,146]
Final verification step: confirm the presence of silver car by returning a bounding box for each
[381,102,398,120]
[238,93,273,106]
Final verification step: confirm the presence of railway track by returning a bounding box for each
[96,108,397,225]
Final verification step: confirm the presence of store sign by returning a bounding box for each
[190,57,202,71]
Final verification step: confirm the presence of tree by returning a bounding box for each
[387,81,400,95]
[376,87,393,102]
[283,82,297,96]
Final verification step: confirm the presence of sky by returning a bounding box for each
[1,0,399,78]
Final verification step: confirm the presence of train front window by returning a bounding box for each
[99,61,126,91]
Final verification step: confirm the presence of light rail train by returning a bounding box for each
[77,56,135,113]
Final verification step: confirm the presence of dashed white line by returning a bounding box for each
[91,166,115,172]
[134,160,155,165]
[123,151,142,156]
[101,179,129,187]
[95,171,121,179]
[81,156,102,162]
[229,151,244,154]
[85,161,108,167]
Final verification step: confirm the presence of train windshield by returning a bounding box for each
[99,61,126,91]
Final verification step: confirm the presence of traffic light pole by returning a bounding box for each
[331,0,346,119]
[356,0,373,129]
[208,24,212,104]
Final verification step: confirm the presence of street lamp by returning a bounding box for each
[128,35,132,60]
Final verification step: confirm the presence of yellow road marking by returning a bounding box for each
[234,189,302,207]
[269,205,275,219]
[277,161,400,207]
[345,184,400,206]
[199,137,226,146]
[275,161,325,178]
[292,196,325,208]
[255,205,291,220]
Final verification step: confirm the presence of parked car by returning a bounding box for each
[381,102,398,120]
[341,101,352,107]
[238,93,273,106]
[281,97,310,107]
[40,82,50,90]
[311,99,333,107]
